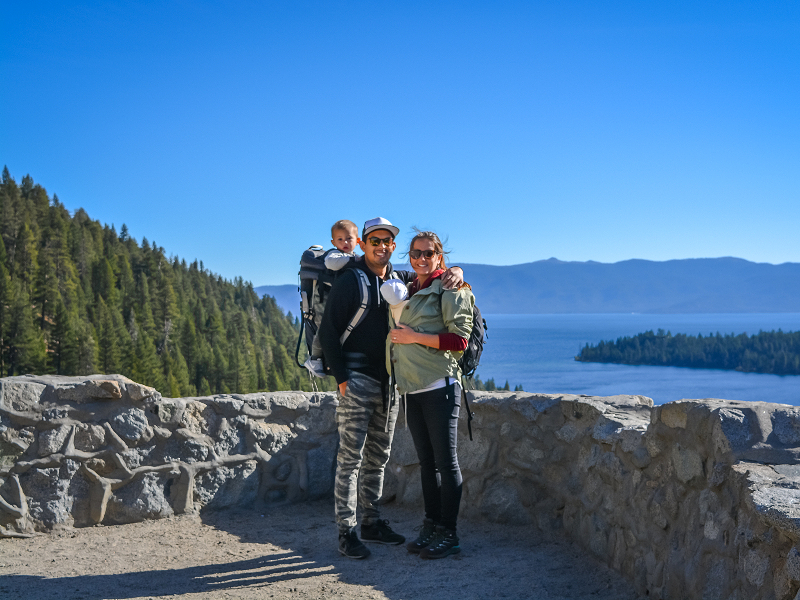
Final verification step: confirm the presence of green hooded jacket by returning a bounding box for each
[386,278,475,395]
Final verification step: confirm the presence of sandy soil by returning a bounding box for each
[0,499,643,600]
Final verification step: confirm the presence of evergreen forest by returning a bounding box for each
[576,328,800,375]
[0,167,328,396]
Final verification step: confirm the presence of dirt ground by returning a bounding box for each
[0,499,643,600]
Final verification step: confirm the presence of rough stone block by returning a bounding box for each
[0,438,25,471]
[154,401,182,425]
[250,422,294,455]
[158,437,210,463]
[181,401,219,435]
[194,461,259,510]
[56,379,122,402]
[786,547,800,581]
[23,459,82,529]
[307,438,337,498]
[123,381,157,402]
[213,418,246,456]
[593,451,624,485]
[295,403,337,436]
[631,447,651,469]
[38,425,71,456]
[672,445,704,484]
[106,472,174,524]
[2,381,47,411]
[659,403,688,429]
[745,549,770,587]
[458,430,492,471]
[74,423,106,452]
[120,446,156,470]
[751,486,800,537]
[772,409,800,446]
[111,408,151,444]
[702,555,735,600]
[480,480,530,524]
[506,437,543,471]
[555,422,580,443]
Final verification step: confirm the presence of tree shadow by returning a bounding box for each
[0,551,337,599]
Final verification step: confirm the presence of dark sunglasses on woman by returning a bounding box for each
[409,249,437,259]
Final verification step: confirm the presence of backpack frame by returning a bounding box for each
[295,248,372,372]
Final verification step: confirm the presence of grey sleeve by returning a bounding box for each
[324,252,355,271]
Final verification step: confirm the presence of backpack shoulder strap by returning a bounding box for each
[340,268,370,345]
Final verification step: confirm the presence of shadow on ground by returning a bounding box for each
[1,551,334,599]
[0,499,643,600]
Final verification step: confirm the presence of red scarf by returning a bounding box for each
[408,269,446,297]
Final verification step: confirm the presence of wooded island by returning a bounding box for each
[576,329,800,375]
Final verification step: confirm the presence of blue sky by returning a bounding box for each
[2,1,798,286]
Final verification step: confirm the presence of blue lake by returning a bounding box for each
[477,314,800,406]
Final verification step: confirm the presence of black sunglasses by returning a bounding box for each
[367,236,394,247]
[409,249,437,260]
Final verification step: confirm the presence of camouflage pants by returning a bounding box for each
[335,371,399,532]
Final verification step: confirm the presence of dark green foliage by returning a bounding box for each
[469,375,521,392]
[0,168,328,395]
[576,328,800,375]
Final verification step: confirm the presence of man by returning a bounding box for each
[318,217,462,559]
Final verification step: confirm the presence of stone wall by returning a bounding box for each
[0,375,338,534]
[387,392,800,600]
[3,375,800,599]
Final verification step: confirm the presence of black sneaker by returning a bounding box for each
[419,526,460,559]
[339,529,370,559]
[360,519,406,545]
[406,518,438,554]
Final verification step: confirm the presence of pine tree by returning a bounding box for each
[51,298,78,375]
[0,237,11,376]
[7,283,47,375]
[96,297,121,374]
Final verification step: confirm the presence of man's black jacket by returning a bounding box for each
[318,258,413,386]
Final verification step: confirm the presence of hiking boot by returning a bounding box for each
[360,519,405,545]
[419,526,460,559]
[339,529,370,559]
[406,518,438,554]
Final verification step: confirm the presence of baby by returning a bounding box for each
[324,219,359,271]
[305,220,361,377]
[380,279,410,324]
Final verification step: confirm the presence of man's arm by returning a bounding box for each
[440,266,463,289]
[394,266,463,288]
[317,271,358,390]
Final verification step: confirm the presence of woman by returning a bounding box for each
[385,230,474,559]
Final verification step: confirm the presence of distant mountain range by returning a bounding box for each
[256,257,800,315]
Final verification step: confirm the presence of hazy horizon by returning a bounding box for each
[257,255,799,287]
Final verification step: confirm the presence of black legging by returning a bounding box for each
[404,383,463,530]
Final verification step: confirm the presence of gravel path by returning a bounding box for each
[0,499,642,600]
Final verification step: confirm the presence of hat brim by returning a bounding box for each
[363,225,399,238]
